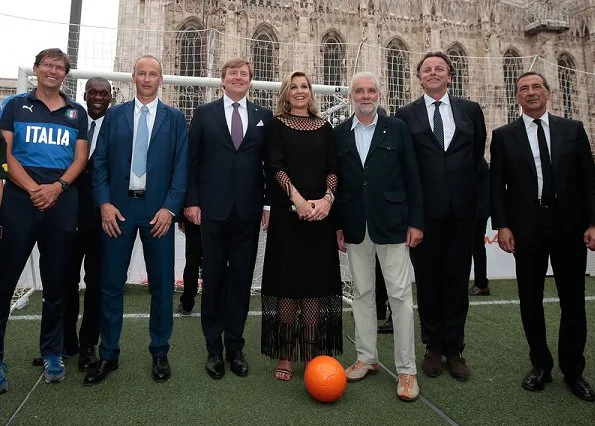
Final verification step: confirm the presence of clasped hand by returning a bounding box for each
[29,183,61,212]
[296,197,331,221]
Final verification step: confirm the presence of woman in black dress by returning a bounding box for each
[261,71,342,381]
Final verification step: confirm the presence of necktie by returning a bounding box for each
[133,105,149,177]
[534,119,554,204]
[433,101,444,150]
[231,102,243,150]
[88,120,96,143]
[87,120,96,158]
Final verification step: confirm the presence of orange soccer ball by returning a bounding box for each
[304,356,347,403]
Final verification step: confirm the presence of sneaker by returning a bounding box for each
[177,303,192,316]
[345,360,379,382]
[397,373,419,401]
[0,362,7,394]
[446,355,469,382]
[43,355,66,384]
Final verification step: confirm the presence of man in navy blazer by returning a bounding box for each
[185,58,272,379]
[85,55,188,385]
[335,72,423,401]
[395,52,486,382]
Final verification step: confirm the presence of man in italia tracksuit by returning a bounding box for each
[0,48,88,393]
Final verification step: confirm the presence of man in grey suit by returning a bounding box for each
[335,72,423,401]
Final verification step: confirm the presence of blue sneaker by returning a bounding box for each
[43,355,65,383]
[0,362,7,394]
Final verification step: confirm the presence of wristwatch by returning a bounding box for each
[58,178,70,191]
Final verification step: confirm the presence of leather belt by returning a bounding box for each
[128,190,146,198]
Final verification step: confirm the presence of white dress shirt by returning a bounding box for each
[522,112,551,199]
[88,115,105,158]
[223,95,248,138]
[424,93,456,151]
[351,114,378,166]
[129,97,159,190]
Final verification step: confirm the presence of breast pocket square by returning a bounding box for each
[256,120,264,127]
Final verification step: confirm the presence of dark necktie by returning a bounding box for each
[88,120,96,143]
[231,102,243,150]
[433,101,444,150]
[87,120,96,159]
[534,118,554,204]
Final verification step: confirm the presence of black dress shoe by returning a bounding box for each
[564,376,595,402]
[32,356,43,367]
[83,359,119,386]
[522,368,552,391]
[78,345,98,372]
[377,317,393,334]
[206,354,225,380]
[226,350,249,377]
[152,355,171,383]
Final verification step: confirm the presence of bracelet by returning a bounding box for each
[324,192,334,204]
[294,198,307,209]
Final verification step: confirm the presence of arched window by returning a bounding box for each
[251,26,279,111]
[447,44,468,98]
[503,48,523,123]
[177,23,206,122]
[558,54,576,119]
[386,38,409,114]
[321,32,345,114]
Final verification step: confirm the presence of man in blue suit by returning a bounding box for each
[185,58,272,379]
[84,55,188,385]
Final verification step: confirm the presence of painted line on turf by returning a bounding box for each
[9,297,595,321]
[344,333,460,426]
[5,372,44,426]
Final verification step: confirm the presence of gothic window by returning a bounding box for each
[386,38,409,114]
[177,24,206,123]
[251,26,279,111]
[321,32,345,114]
[558,54,576,119]
[503,48,523,123]
[447,44,468,99]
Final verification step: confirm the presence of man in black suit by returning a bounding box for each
[335,72,423,401]
[185,58,272,379]
[490,71,595,401]
[395,52,486,381]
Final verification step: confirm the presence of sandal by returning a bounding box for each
[274,368,293,381]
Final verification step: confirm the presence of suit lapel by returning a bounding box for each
[512,117,537,177]
[150,101,167,141]
[448,95,463,152]
[342,117,361,169]
[548,113,563,173]
[413,96,440,150]
[365,115,388,164]
[241,101,259,148]
[126,100,134,136]
[213,98,235,148]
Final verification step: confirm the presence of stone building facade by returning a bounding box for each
[114,0,595,142]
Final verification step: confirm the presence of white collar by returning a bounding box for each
[424,92,450,107]
[351,113,378,131]
[135,97,159,111]
[223,94,247,109]
[522,111,549,129]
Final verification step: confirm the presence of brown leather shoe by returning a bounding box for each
[422,351,442,378]
[468,286,490,296]
[447,355,469,381]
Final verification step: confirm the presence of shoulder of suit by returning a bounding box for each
[548,112,583,128]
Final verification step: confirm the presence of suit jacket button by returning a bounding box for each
[363,181,367,186]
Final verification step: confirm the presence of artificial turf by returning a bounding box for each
[2,279,595,425]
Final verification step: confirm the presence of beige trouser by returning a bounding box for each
[346,229,417,375]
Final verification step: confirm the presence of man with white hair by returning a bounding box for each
[334,72,423,401]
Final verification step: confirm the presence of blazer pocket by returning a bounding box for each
[384,190,409,227]
[376,142,399,166]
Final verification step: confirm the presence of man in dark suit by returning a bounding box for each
[84,55,188,385]
[395,52,486,381]
[469,158,491,296]
[185,58,272,379]
[335,72,423,401]
[490,71,595,401]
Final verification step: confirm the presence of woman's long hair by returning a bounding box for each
[275,70,320,117]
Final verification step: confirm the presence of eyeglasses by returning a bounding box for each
[39,62,67,73]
